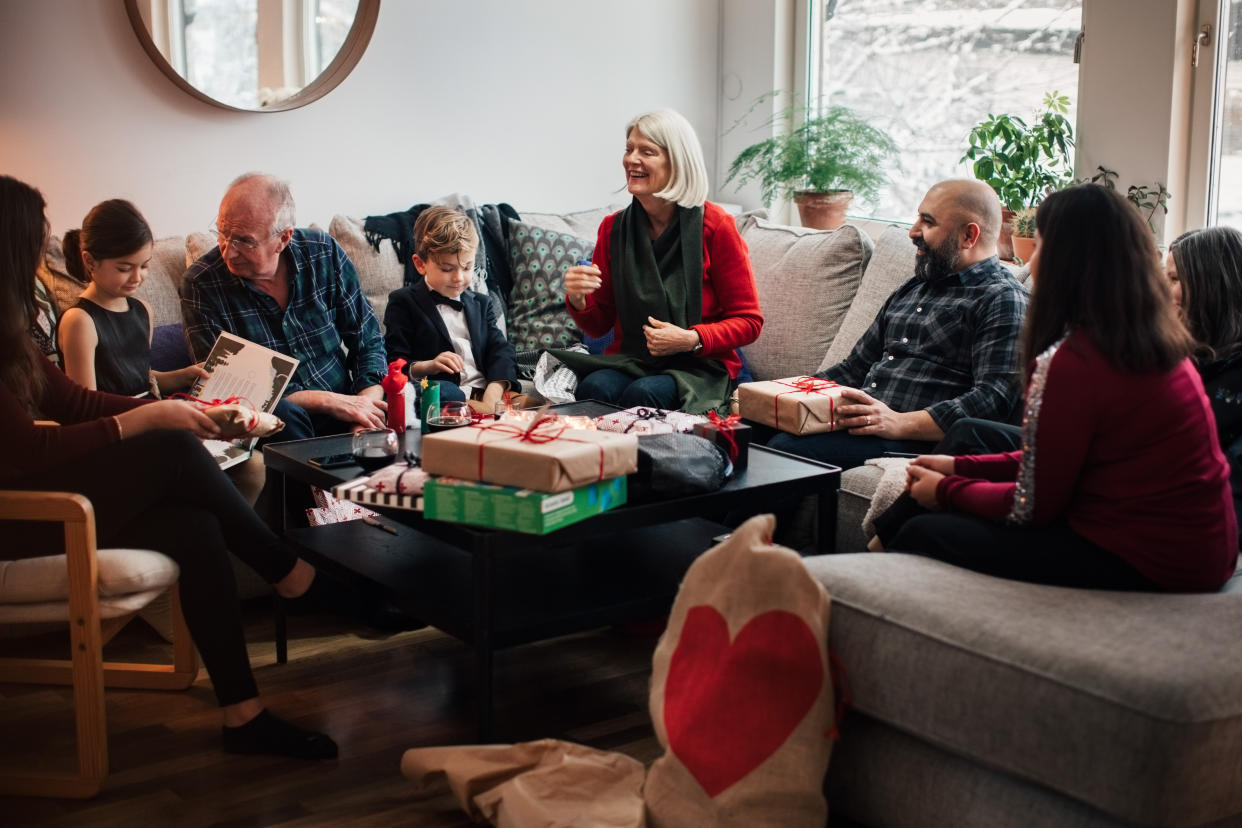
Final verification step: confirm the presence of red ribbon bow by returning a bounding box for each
[772,377,840,429]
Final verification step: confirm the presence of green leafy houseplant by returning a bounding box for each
[725,104,898,206]
[961,91,1076,213]
[1081,165,1171,234]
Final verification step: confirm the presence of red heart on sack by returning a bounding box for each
[664,605,823,797]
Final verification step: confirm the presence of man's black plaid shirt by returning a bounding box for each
[817,256,1029,431]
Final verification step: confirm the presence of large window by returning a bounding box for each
[1201,1,1242,229]
[817,0,1082,221]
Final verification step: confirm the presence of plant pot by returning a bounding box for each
[998,207,1015,262]
[794,190,852,230]
[1011,235,1036,264]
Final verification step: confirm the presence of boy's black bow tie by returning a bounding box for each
[430,292,464,312]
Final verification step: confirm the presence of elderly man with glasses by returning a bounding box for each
[182,172,388,444]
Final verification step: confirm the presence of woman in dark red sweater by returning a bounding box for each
[0,175,341,758]
[884,185,1237,592]
[558,108,763,414]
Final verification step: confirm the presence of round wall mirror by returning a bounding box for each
[124,0,380,112]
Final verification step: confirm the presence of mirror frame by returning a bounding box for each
[123,0,381,113]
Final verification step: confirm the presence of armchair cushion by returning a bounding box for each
[0,548,179,615]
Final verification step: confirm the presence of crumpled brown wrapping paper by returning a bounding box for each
[401,739,645,827]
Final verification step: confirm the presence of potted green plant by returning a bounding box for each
[1081,165,1171,235]
[961,91,1076,214]
[725,103,898,230]
[1009,206,1038,263]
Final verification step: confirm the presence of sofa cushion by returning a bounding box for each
[136,236,191,328]
[328,215,405,332]
[737,216,872,381]
[818,224,916,372]
[518,205,620,242]
[803,554,1242,826]
[505,219,591,352]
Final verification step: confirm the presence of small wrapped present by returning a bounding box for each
[737,376,851,435]
[306,485,379,526]
[692,412,751,470]
[423,476,627,534]
[421,418,639,493]
[594,406,707,435]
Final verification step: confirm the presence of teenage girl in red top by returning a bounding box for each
[884,184,1236,592]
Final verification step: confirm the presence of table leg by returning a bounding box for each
[817,484,839,554]
[473,537,494,741]
[276,467,289,665]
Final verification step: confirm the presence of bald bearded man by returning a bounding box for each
[769,179,1029,469]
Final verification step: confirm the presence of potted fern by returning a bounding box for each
[725,104,898,229]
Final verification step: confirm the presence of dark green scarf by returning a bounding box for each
[552,199,731,415]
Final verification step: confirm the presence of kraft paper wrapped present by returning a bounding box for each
[692,412,752,471]
[594,406,707,435]
[420,419,639,493]
[737,376,850,435]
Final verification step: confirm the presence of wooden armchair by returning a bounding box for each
[0,490,198,799]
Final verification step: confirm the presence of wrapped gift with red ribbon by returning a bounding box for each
[692,411,751,471]
[736,376,851,435]
[420,416,639,493]
[594,406,707,435]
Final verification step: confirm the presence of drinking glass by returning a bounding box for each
[426,400,473,432]
[351,428,399,472]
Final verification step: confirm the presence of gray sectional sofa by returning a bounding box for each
[38,203,1242,826]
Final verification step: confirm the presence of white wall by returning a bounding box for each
[0,0,720,238]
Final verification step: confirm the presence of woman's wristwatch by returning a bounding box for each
[692,330,704,354]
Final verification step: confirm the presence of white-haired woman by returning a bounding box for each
[558,109,763,414]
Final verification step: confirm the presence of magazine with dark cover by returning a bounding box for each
[190,331,299,470]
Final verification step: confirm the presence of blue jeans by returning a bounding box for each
[576,369,680,409]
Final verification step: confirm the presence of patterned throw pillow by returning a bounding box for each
[506,219,593,352]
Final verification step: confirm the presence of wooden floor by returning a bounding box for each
[0,601,664,827]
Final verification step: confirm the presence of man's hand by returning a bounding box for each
[835,387,943,441]
[287,389,387,430]
[643,316,698,357]
[564,263,602,311]
[836,387,903,437]
[415,351,465,377]
[906,464,945,510]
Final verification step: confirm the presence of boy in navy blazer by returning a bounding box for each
[383,206,519,410]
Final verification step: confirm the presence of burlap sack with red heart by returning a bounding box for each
[644,513,833,827]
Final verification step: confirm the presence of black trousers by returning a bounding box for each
[6,429,299,705]
[873,418,1157,591]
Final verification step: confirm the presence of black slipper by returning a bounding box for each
[222,709,338,760]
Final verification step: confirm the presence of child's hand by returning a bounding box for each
[906,464,945,510]
[564,264,602,310]
[419,351,465,376]
[156,363,211,395]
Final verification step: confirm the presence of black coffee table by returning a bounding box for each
[262,401,840,738]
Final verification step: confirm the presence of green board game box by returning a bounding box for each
[422,475,627,534]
